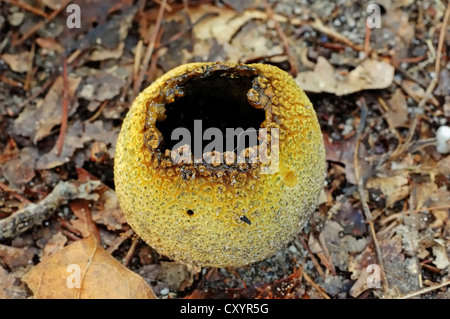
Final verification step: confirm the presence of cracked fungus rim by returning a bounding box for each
[114,62,326,268]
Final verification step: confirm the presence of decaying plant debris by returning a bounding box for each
[0,0,449,299]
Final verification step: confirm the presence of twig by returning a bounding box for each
[381,205,450,225]
[0,180,101,240]
[24,42,35,92]
[1,0,48,18]
[0,182,32,204]
[311,14,364,52]
[318,232,337,276]
[146,25,165,83]
[133,0,167,95]
[123,236,140,267]
[17,77,54,108]
[156,12,217,51]
[399,280,450,299]
[417,1,450,110]
[354,98,389,295]
[0,75,23,88]
[262,0,298,76]
[106,228,134,254]
[364,21,371,58]
[297,233,326,279]
[55,57,69,156]
[13,0,71,46]
[302,271,331,299]
[394,3,450,159]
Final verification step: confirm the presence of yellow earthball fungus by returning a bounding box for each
[114,62,325,267]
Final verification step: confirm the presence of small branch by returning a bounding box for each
[311,15,364,52]
[399,280,450,299]
[1,0,48,18]
[123,236,140,267]
[17,77,55,108]
[0,182,32,204]
[0,181,101,240]
[393,2,449,160]
[354,98,389,295]
[13,0,71,46]
[364,21,371,58]
[133,0,167,95]
[297,233,326,279]
[55,57,69,156]
[303,271,331,299]
[24,42,35,92]
[262,0,298,76]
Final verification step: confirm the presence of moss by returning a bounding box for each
[114,62,326,267]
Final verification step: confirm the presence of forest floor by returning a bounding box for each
[0,0,449,299]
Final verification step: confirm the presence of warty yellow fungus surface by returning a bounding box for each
[114,62,326,267]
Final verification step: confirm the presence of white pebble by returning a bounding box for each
[159,287,169,295]
[436,125,450,154]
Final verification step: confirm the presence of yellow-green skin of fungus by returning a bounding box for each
[114,62,325,268]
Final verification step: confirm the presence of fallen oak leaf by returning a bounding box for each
[22,236,156,299]
[69,199,100,240]
[0,52,30,73]
[295,57,394,96]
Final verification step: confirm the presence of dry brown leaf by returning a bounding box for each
[295,57,394,96]
[13,75,81,143]
[367,172,410,208]
[42,232,68,258]
[69,199,100,240]
[183,4,287,44]
[35,120,91,170]
[1,52,30,73]
[157,261,199,292]
[385,89,408,128]
[432,242,450,270]
[22,236,156,299]
[0,244,35,269]
[91,187,126,230]
[0,267,17,299]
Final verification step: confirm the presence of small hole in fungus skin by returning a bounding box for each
[186,209,194,216]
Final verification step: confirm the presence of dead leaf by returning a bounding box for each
[22,236,156,299]
[0,267,17,299]
[295,57,395,96]
[1,146,37,188]
[0,244,35,269]
[42,232,67,258]
[367,172,410,208]
[432,242,450,270]
[69,199,100,240]
[385,89,408,128]
[36,120,91,170]
[323,134,370,184]
[91,187,126,230]
[35,37,64,54]
[1,52,30,73]
[13,75,81,143]
[157,261,197,292]
[182,4,287,45]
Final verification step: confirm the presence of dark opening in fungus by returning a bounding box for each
[156,73,266,154]
[186,209,194,216]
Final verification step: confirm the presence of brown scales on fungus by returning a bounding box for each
[114,62,325,267]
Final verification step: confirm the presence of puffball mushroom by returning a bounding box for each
[114,62,326,268]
